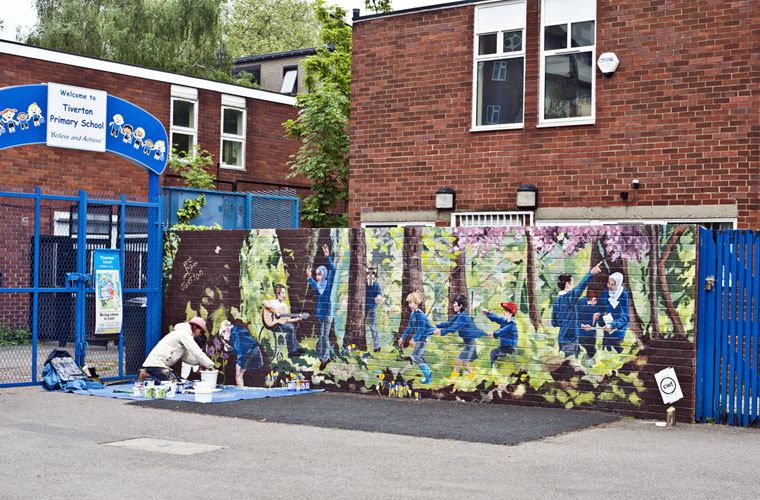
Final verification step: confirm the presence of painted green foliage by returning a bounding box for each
[165,225,696,410]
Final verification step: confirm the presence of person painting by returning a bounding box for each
[365,266,384,352]
[218,320,264,387]
[435,294,487,382]
[577,288,605,359]
[307,244,335,370]
[595,272,630,354]
[551,262,602,358]
[140,316,213,382]
[263,283,305,358]
[481,301,518,368]
[398,291,435,384]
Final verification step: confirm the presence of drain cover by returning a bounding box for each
[103,438,224,455]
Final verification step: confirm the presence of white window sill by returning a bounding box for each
[469,123,524,133]
[537,118,595,128]
[220,164,245,171]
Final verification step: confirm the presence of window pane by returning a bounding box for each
[476,58,524,126]
[478,33,497,55]
[222,140,243,167]
[223,108,243,136]
[503,30,522,53]
[172,100,194,128]
[544,52,593,119]
[281,69,297,94]
[171,132,193,157]
[571,21,595,47]
[544,24,567,51]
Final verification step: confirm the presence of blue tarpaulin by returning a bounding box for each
[65,383,322,403]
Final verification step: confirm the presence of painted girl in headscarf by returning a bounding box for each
[307,244,335,369]
[596,272,630,354]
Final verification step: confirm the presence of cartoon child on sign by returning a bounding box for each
[143,138,153,155]
[17,112,30,130]
[133,127,145,150]
[109,114,123,137]
[1,108,18,133]
[122,124,134,144]
[28,103,45,127]
[152,140,166,161]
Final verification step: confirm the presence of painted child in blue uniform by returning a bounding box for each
[577,288,604,359]
[219,320,263,387]
[365,266,384,352]
[551,262,602,358]
[595,272,630,354]
[435,294,487,381]
[307,244,335,370]
[481,301,518,368]
[398,291,435,384]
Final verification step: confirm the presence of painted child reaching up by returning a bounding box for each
[481,301,518,369]
[398,292,435,384]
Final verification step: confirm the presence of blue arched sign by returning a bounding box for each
[0,83,167,176]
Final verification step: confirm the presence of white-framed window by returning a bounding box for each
[170,85,198,159]
[539,0,596,127]
[220,95,246,170]
[472,0,526,131]
[280,66,298,95]
[453,211,534,227]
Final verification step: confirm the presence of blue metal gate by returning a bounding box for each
[0,186,162,387]
[696,228,759,426]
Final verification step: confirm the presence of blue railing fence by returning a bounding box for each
[696,228,759,427]
[0,186,162,387]
[162,186,299,229]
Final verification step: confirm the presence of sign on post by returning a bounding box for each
[93,249,123,335]
[654,367,684,405]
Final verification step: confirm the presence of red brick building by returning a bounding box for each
[0,40,303,197]
[349,0,757,229]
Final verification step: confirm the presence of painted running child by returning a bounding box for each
[398,291,435,384]
[551,262,602,358]
[481,301,518,368]
[307,244,335,370]
[435,294,487,381]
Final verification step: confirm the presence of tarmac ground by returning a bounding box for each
[2,385,758,500]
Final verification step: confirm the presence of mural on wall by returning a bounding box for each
[162,225,696,417]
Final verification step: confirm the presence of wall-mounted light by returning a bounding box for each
[435,187,456,210]
[516,184,538,210]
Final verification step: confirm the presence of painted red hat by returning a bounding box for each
[501,302,517,316]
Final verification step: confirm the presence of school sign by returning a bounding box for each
[0,83,167,175]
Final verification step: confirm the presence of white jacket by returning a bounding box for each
[143,322,214,370]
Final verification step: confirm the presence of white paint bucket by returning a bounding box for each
[199,370,218,385]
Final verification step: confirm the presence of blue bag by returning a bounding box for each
[42,349,89,391]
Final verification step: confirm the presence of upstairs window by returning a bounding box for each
[472,1,526,130]
[170,85,198,159]
[220,95,246,170]
[539,0,596,126]
[281,66,298,95]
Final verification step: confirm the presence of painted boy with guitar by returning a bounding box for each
[263,283,307,358]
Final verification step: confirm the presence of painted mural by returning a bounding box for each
[162,225,697,419]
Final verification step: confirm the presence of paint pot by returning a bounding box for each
[132,381,145,397]
[143,380,155,399]
[194,382,214,403]
[154,385,165,399]
[288,380,296,391]
[163,382,176,398]
[199,370,218,386]
[666,406,676,427]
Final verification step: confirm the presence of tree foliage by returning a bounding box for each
[284,1,352,227]
[25,0,246,84]
[225,0,319,58]
[365,0,393,13]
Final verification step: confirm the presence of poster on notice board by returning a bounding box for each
[93,249,122,335]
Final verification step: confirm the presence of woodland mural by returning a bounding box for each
[162,225,697,419]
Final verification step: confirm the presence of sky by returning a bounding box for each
[0,0,458,41]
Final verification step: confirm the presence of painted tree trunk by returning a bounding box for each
[645,225,661,340]
[657,225,687,339]
[448,240,467,319]
[275,228,319,344]
[346,228,367,350]
[526,234,542,331]
[397,226,424,342]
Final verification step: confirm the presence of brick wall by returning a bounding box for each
[162,225,698,421]
[349,0,758,227]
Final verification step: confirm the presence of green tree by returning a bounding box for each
[283,1,351,227]
[365,0,393,13]
[225,0,319,58]
[25,0,244,84]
